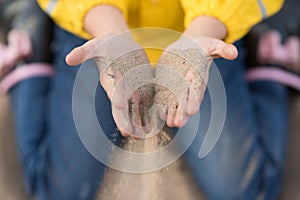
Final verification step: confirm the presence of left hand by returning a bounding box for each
[257,30,300,73]
[154,35,238,128]
[0,30,32,76]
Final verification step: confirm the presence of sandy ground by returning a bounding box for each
[96,131,205,200]
[97,156,205,200]
[0,92,27,199]
[0,91,299,200]
[280,93,300,199]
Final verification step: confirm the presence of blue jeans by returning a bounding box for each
[185,43,288,199]
[10,26,288,200]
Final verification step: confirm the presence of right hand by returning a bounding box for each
[257,30,300,73]
[0,30,32,76]
[66,33,154,137]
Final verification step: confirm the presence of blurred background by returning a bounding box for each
[0,0,300,199]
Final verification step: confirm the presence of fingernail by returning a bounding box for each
[227,46,237,59]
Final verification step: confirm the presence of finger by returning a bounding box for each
[142,117,152,134]
[258,31,281,63]
[140,86,154,134]
[112,84,127,109]
[268,31,283,62]
[186,86,200,116]
[8,30,32,58]
[159,108,167,121]
[154,94,167,121]
[129,94,143,136]
[117,126,130,137]
[185,70,202,116]
[285,36,300,70]
[1,31,29,69]
[2,47,18,69]
[111,82,131,138]
[66,37,103,66]
[65,46,88,66]
[18,32,32,57]
[140,103,152,134]
[166,104,177,127]
[112,104,133,136]
[132,136,141,140]
[209,39,238,60]
[220,44,238,60]
[174,104,189,128]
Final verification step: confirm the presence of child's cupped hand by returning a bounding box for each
[66,33,154,138]
[154,35,237,128]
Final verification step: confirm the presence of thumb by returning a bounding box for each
[210,39,238,60]
[65,37,102,66]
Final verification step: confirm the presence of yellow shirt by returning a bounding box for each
[37,0,284,43]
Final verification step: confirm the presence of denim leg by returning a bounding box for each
[184,41,288,200]
[10,77,52,196]
[248,81,288,200]
[10,26,118,200]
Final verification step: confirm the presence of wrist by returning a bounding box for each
[184,16,227,40]
[84,5,128,38]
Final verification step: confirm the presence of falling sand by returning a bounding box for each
[96,129,205,200]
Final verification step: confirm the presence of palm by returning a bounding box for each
[154,35,237,128]
[66,35,154,137]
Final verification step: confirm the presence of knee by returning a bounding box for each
[184,145,264,200]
